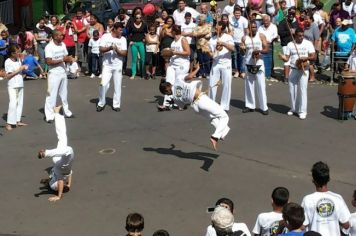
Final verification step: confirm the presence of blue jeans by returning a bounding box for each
[232,43,245,73]
[263,43,273,78]
[89,53,102,75]
[197,49,211,76]
[37,43,47,69]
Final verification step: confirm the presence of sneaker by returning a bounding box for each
[112,107,120,112]
[242,107,255,113]
[287,110,294,116]
[96,105,104,112]
[90,74,95,78]
[261,109,269,115]
[98,74,102,78]
[299,113,307,120]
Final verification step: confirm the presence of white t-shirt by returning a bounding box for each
[347,53,356,70]
[223,4,236,15]
[236,0,248,9]
[313,12,325,27]
[266,0,276,16]
[89,38,101,54]
[284,39,315,68]
[172,80,202,107]
[229,15,248,43]
[173,7,200,26]
[285,0,295,8]
[209,33,234,65]
[244,34,264,66]
[45,41,68,73]
[66,61,79,74]
[301,191,351,236]
[205,222,251,236]
[258,23,278,43]
[170,36,190,65]
[350,212,356,236]
[99,33,127,67]
[343,2,356,17]
[181,21,196,45]
[252,211,283,236]
[5,58,23,88]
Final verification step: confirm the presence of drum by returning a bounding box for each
[161,48,173,62]
[338,72,356,113]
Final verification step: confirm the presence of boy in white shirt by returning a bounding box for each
[253,187,289,236]
[66,56,80,79]
[301,161,351,236]
[88,30,101,78]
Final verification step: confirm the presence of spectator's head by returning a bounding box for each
[184,12,192,24]
[282,203,305,231]
[215,198,234,213]
[112,22,124,36]
[132,7,143,17]
[229,0,235,5]
[335,17,342,27]
[233,7,242,19]
[92,30,99,40]
[352,190,356,207]
[52,30,64,44]
[152,230,170,236]
[198,14,207,25]
[221,14,229,24]
[287,7,296,21]
[262,14,271,27]
[171,25,181,36]
[89,14,99,25]
[76,8,84,19]
[271,187,289,208]
[315,2,323,10]
[65,20,73,29]
[295,27,304,43]
[159,79,173,95]
[304,13,314,27]
[38,18,46,29]
[216,21,228,34]
[211,206,234,236]
[26,47,34,55]
[200,3,209,14]
[279,0,287,9]
[148,24,157,34]
[107,18,114,28]
[125,213,144,235]
[119,9,126,20]
[249,20,258,36]
[178,0,186,11]
[311,161,330,188]
[0,30,7,39]
[334,2,341,11]
[304,232,322,236]
[7,45,20,58]
[134,14,143,23]
[164,16,175,26]
[161,10,169,20]
[345,0,353,6]
[51,15,59,27]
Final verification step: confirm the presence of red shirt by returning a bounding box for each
[62,28,76,47]
[72,17,87,43]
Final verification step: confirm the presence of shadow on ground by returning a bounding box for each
[143,144,219,171]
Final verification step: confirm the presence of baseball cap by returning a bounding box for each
[211,206,234,232]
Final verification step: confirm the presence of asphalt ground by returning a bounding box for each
[0,72,355,236]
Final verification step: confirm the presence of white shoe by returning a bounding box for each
[299,113,307,120]
[90,74,95,78]
[287,110,294,116]
[98,74,102,78]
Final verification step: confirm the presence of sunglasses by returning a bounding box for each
[136,17,142,20]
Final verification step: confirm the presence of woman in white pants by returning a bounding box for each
[159,64,230,151]
[38,106,74,202]
[158,24,191,111]
[207,21,235,112]
[4,45,28,131]
[241,21,269,115]
[279,28,316,120]
[97,22,127,112]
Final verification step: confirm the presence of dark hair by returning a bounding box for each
[171,24,181,34]
[153,229,170,236]
[149,24,157,30]
[178,0,186,3]
[272,187,289,207]
[233,6,242,13]
[249,20,257,27]
[132,7,143,17]
[8,45,20,56]
[76,8,84,13]
[315,2,323,10]
[306,12,314,21]
[90,14,99,22]
[165,16,175,25]
[119,8,126,15]
[159,79,172,94]
[185,12,192,17]
[26,47,34,55]
[221,14,229,20]
[215,198,234,212]
[304,232,322,236]
[217,21,228,31]
[295,27,304,34]
[113,22,124,29]
[282,202,305,230]
[311,161,330,187]
[125,213,144,233]
[92,30,99,36]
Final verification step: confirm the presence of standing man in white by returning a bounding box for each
[208,21,235,112]
[38,106,74,202]
[241,21,269,115]
[173,0,199,26]
[97,22,127,112]
[279,28,315,120]
[44,30,74,123]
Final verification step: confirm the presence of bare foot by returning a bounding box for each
[48,196,61,202]
[17,122,28,127]
[210,136,218,151]
[5,124,13,131]
[54,105,62,113]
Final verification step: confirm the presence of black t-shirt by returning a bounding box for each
[127,22,147,42]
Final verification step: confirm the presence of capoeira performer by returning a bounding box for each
[159,63,230,151]
[279,28,315,120]
[240,21,269,115]
[158,24,191,111]
[4,45,29,131]
[38,106,74,202]
[97,22,127,112]
[207,21,235,112]
[44,30,74,123]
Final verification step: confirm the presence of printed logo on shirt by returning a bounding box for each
[337,33,351,44]
[175,86,183,97]
[316,198,335,217]
[269,220,280,235]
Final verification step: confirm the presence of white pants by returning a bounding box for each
[209,62,232,111]
[163,62,189,106]
[7,87,24,125]
[289,68,309,114]
[44,71,72,121]
[244,69,268,111]
[192,94,230,140]
[98,65,123,108]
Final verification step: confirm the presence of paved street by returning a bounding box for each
[0,73,355,236]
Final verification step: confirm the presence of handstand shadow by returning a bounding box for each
[320,105,339,120]
[34,167,69,198]
[143,144,219,171]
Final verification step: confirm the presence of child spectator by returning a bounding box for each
[152,230,169,236]
[145,24,159,80]
[126,213,144,236]
[277,203,305,236]
[66,56,80,79]
[351,190,356,236]
[88,30,101,78]
[4,45,28,131]
[252,187,289,236]
[23,48,45,79]
[0,31,6,68]
[181,12,197,72]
